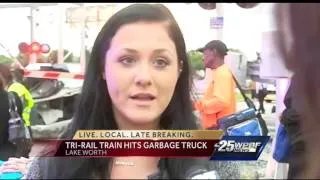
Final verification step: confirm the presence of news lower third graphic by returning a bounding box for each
[33,130,269,160]
[210,136,270,160]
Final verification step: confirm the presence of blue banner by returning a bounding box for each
[210,16,224,29]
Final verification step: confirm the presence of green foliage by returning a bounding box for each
[16,53,29,66]
[70,49,91,64]
[0,55,13,65]
[37,54,48,63]
[73,56,80,63]
[15,53,49,66]
[187,50,204,71]
[63,50,74,63]
[49,49,74,63]
[228,48,242,53]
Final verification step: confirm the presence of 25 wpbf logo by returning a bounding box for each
[214,140,262,153]
[210,136,270,161]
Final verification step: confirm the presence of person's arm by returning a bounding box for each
[0,157,34,179]
[22,88,34,126]
[207,161,240,179]
[25,158,41,179]
[12,92,23,117]
[0,91,10,145]
[8,83,34,126]
[198,71,233,114]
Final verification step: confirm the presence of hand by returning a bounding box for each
[0,157,31,175]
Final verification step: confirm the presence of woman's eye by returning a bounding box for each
[153,58,169,68]
[119,57,136,66]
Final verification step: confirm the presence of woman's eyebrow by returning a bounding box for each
[153,49,175,57]
[116,48,175,57]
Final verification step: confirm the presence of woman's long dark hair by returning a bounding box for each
[276,3,320,179]
[43,4,200,179]
[0,64,13,90]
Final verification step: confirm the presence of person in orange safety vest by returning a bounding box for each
[194,40,236,129]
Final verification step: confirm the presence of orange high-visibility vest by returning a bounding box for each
[195,64,236,129]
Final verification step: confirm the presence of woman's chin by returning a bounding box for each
[125,115,160,129]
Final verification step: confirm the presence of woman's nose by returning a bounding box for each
[134,64,152,87]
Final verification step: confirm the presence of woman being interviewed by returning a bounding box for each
[26,4,212,179]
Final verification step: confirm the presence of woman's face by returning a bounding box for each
[104,21,180,129]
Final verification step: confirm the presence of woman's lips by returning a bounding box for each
[130,93,156,106]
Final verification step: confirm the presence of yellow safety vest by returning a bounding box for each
[8,82,34,126]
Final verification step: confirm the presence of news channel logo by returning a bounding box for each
[210,136,270,160]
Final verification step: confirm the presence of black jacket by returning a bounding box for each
[280,75,305,178]
[281,76,303,145]
[0,89,23,161]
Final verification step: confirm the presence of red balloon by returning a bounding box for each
[18,42,29,54]
[18,42,51,54]
[30,42,41,53]
[41,44,50,54]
